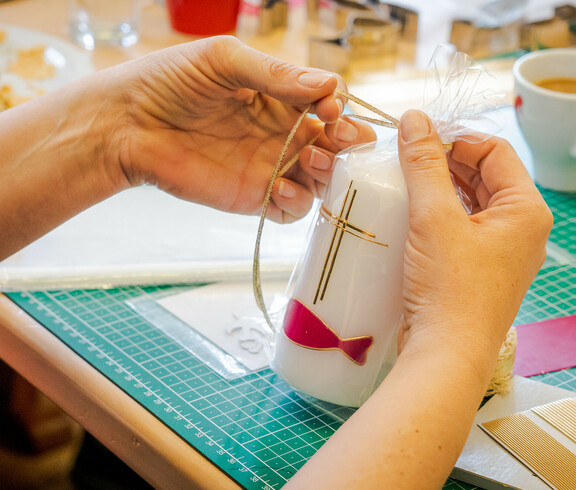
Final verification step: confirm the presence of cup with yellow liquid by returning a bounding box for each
[513,48,576,192]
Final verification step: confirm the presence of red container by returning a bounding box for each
[166,0,241,36]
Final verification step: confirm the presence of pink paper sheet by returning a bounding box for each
[514,314,576,377]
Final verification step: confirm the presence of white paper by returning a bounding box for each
[0,187,313,290]
[157,282,286,372]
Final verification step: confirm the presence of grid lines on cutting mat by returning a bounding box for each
[515,265,576,325]
[539,187,576,259]
[7,287,349,489]
[5,189,576,490]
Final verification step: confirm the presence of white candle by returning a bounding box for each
[272,141,409,407]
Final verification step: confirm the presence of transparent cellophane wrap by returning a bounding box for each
[272,49,508,407]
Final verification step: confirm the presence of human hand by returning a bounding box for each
[285,111,550,490]
[100,36,374,223]
[397,110,552,368]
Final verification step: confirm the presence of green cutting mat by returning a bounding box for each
[5,188,576,490]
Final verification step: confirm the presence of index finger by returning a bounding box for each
[450,136,536,197]
[215,37,347,123]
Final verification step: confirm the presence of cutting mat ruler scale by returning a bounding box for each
[4,188,576,490]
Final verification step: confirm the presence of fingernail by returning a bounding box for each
[335,98,344,115]
[309,148,333,171]
[400,110,431,142]
[298,72,334,88]
[278,180,297,198]
[335,117,358,142]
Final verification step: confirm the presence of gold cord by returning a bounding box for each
[336,88,453,151]
[253,89,451,331]
[253,105,312,329]
[335,89,399,128]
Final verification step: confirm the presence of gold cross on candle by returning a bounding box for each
[314,181,388,305]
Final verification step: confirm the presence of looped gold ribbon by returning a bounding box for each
[253,89,451,331]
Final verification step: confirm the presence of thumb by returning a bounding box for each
[398,110,460,215]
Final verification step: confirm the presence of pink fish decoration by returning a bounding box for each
[283,299,374,366]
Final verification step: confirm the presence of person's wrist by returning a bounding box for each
[398,319,507,389]
[0,74,129,258]
[72,70,134,196]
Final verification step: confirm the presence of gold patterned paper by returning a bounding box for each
[481,412,576,490]
[533,398,576,444]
